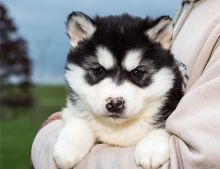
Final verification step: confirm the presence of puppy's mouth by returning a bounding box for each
[106,114,122,119]
[102,113,127,120]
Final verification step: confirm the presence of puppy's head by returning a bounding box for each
[65,12,178,123]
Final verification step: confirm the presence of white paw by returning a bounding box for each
[135,130,170,169]
[54,140,86,169]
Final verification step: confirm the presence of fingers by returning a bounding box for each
[41,112,62,128]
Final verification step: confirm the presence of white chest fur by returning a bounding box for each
[85,100,163,146]
[63,98,164,146]
[88,114,153,146]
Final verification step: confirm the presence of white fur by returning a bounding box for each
[54,108,96,169]
[122,49,143,71]
[55,63,174,168]
[141,68,175,99]
[96,46,115,69]
[64,64,174,145]
[135,129,170,169]
[84,68,174,146]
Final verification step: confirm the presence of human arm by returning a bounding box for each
[162,44,220,169]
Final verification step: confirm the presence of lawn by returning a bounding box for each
[0,85,66,169]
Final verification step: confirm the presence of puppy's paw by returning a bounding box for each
[54,140,85,169]
[135,130,169,169]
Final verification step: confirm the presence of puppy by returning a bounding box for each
[54,12,183,169]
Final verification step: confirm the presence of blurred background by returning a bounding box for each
[0,0,181,168]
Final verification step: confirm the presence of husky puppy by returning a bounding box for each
[54,12,183,169]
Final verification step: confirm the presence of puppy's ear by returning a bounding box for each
[145,16,173,49]
[66,12,96,47]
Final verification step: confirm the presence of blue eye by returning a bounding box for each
[131,68,145,79]
[93,66,105,75]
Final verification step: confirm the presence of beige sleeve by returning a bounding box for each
[163,44,220,169]
[31,120,63,169]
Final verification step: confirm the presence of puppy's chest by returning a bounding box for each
[87,117,153,146]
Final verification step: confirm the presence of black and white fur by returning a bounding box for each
[54,12,183,169]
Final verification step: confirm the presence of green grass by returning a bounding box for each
[0,85,66,169]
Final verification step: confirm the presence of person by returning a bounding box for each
[31,0,220,168]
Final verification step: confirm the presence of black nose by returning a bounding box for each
[106,97,125,113]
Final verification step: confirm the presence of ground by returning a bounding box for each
[0,85,66,169]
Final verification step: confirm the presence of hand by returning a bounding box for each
[41,112,62,128]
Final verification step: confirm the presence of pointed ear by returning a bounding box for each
[145,16,173,49]
[66,12,96,47]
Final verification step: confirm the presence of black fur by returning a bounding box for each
[65,13,183,127]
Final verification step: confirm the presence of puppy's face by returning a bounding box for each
[65,12,175,122]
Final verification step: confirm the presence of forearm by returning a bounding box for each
[31,120,63,169]
[75,144,140,169]
[162,47,220,169]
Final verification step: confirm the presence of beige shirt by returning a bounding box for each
[31,0,220,168]
[165,0,220,168]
